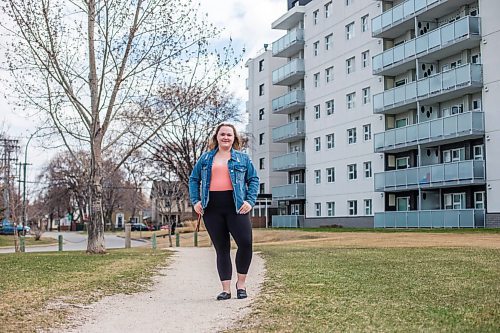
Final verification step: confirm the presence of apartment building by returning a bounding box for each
[245,49,289,225]
[247,0,500,228]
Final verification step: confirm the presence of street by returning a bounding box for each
[0,231,146,254]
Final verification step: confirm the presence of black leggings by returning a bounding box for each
[203,191,253,281]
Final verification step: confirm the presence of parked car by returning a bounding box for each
[0,220,31,235]
[131,223,149,231]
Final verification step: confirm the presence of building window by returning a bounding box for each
[473,145,484,160]
[326,133,335,149]
[348,164,357,180]
[364,199,372,215]
[325,66,334,83]
[346,22,354,40]
[396,156,410,169]
[346,0,353,6]
[325,33,332,50]
[314,104,321,119]
[472,99,481,110]
[259,133,264,145]
[313,41,319,56]
[259,108,264,120]
[347,92,355,109]
[347,128,357,144]
[314,72,320,87]
[362,87,371,104]
[326,99,334,115]
[362,50,370,68]
[325,1,331,18]
[259,183,265,194]
[474,191,485,209]
[444,193,466,210]
[327,167,335,182]
[313,10,319,25]
[363,124,372,141]
[363,161,372,178]
[348,200,357,215]
[259,84,264,96]
[258,59,264,72]
[315,202,322,216]
[327,202,335,216]
[259,157,265,170]
[314,137,321,151]
[346,57,355,74]
[314,169,321,184]
[361,15,369,32]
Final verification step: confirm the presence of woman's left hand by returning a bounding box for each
[238,201,252,214]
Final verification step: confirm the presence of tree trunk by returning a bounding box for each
[87,136,106,253]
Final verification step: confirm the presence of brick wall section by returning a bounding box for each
[486,214,500,228]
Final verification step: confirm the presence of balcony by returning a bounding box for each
[374,209,485,228]
[272,151,306,172]
[374,111,484,153]
[272,5,305,30]
[373,16,480,76]
[272,58,305,86]
[272,90,305,114]
[272,183,306,201]
[371,0,474,39]
[272,120,305,143]
[374,160,485,192]
[373,64,482,114]
[272,215,304,228]
[272,28,305,58]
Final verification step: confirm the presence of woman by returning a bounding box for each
[189,123,259,300]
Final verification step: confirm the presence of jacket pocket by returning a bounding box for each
[233,165,247,182]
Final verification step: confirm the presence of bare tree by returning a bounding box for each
[146,85,242,194]
[1,0,240,253]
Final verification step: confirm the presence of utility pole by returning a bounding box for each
[1,137,20,223]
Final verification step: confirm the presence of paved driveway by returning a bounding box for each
[0,231,146,254]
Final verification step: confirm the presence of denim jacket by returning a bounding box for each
[189,148,260,213]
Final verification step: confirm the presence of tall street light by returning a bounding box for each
[21,130,38,233]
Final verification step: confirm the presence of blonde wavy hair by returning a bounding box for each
[208,123,242,150]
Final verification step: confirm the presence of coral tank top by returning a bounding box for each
[209,161,233,191]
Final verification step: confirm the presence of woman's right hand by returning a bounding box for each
[194,201,203,215]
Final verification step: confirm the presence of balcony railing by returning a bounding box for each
[374,111,484,152]
[374,209,485,228]
[272,151,306,172]
[272,28,305,58]
[374,160,485,191]
[272,215,304,228]
[272,58,305,86]
[272,183,306,200]
[373,64,482,114]
[372,0,443,37]
[373,16,480,75]
[272,120,305,143]
[272,90,305,114]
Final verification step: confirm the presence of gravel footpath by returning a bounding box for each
[58,247,265,333]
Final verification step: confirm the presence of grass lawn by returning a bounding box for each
[0,248,171,332]
[0,235,57,247]
[234,242,500,332]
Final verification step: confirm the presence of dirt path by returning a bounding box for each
[59,247,265,333]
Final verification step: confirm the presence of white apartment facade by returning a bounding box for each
[245,50,289,217]
[247,0,500,228]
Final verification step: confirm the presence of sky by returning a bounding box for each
[0,0,287,189]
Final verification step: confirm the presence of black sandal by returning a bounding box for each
[236,283,247,299]
[216,291,231,300]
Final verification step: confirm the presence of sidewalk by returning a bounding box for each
[58,247,265,333]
